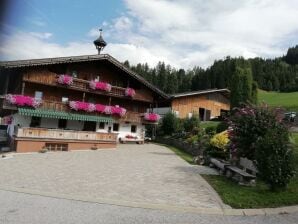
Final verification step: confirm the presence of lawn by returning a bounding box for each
[258,89,298,112]
[200,121,220,129]
[202,132,298,209]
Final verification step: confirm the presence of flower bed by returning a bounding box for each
[5,94,42,108]
[144,113,160,122]
[125,87,136,97]
[69,101,126,117]
[89,80,111,92]
[57,74,73,85]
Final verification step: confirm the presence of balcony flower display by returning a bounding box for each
[57,74,73,85]
[5,94,42,108]
[89,80,111,92]
[69,101,126,117]
[111,105,126,117]
[125,87,136,98]
[144,113,160,122]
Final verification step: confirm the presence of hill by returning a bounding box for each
[258,89,298,112]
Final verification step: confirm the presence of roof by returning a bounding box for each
[0,54,168,99]
[171,88,230,98]
[18,108,114,123]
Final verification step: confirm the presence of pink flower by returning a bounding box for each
[95,104,106,113]
[5,94,42,108]
[57,74,73,85]
[111,106,126,117]
[125,88,136,97]
[89,80,111,92]
[144,113,160,122]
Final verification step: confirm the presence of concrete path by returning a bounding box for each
[0,144,224,210]
[1,190,297,224]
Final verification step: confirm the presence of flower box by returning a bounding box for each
[125,88,136,97]
[57,74,73,85]
[89,80,111,92]
[5,94,42,108]
[144,113,160,122]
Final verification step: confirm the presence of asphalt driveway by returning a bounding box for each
[0,144,223,209]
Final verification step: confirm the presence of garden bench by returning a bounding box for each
[226,157,257,186]
[209,158,230,175]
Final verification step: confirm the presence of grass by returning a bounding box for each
[258,89,298,112]
[202,132,298,209]
[200,121,220,129]
[155,143,195,165]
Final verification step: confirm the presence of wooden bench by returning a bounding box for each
[209,158,230,175]
[226,157,257,186]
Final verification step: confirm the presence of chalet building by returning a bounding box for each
[0,32,167,152]
[154,89,230,120]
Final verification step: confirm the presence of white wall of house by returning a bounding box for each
[8,114,146,141]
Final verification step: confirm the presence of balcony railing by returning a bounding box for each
[23,73,153,102]
[2,98,144,123]
[15,127,117,142]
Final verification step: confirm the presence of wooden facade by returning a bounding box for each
[0,54,168,152]
[171,90,230,120]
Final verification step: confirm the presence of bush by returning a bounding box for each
[216,121,228,133]
[210,131,229,151]
[160,112,179,135]
[205,126,216,135]
[255,128,295,191]
[183,115,200,132]
[228,105,295,191]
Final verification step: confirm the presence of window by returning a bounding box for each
[34,91,43,100]
[58,119,67,129]
[83,121,96,131]
[72,71,78,78]
[62,97,69,103]
[30,116,41,127]
[99,122,105,129]
[113,123,119,132]
[131,125,137,133]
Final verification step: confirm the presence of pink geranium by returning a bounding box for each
[111,106,126,117]
[144,113,160,122]
[69,101,126,117]
[125,88,136,97]
[5,94,42,108]
[57,74,73,85]
[89,80,111,92]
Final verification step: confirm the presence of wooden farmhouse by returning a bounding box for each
[0,32,230,153]
[155,89,230,120]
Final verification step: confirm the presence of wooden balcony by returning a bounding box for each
[15,127,117,142]
[1,97,144,124]
[23,73,153,102]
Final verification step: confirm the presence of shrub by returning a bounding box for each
[216,121,228,133]
[183,115,200,132]
[228,104,295,191]
[210,131,229,151]
[160,112,179,135]
[255,128,295,191]
[205,126,216,136]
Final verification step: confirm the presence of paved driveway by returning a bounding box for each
[0,144,223,209]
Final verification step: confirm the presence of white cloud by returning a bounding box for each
[29,32,53,39]
[1,0,298,68]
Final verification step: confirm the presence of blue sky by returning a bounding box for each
[2,0,124,44]
[1,0,298,68]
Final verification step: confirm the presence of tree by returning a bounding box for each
[160,112,179,135]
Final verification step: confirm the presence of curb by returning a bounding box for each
[0,186,297,216]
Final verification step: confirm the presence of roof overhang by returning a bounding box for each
[171,88,230,98]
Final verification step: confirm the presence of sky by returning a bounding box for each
[0,0,298,69]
